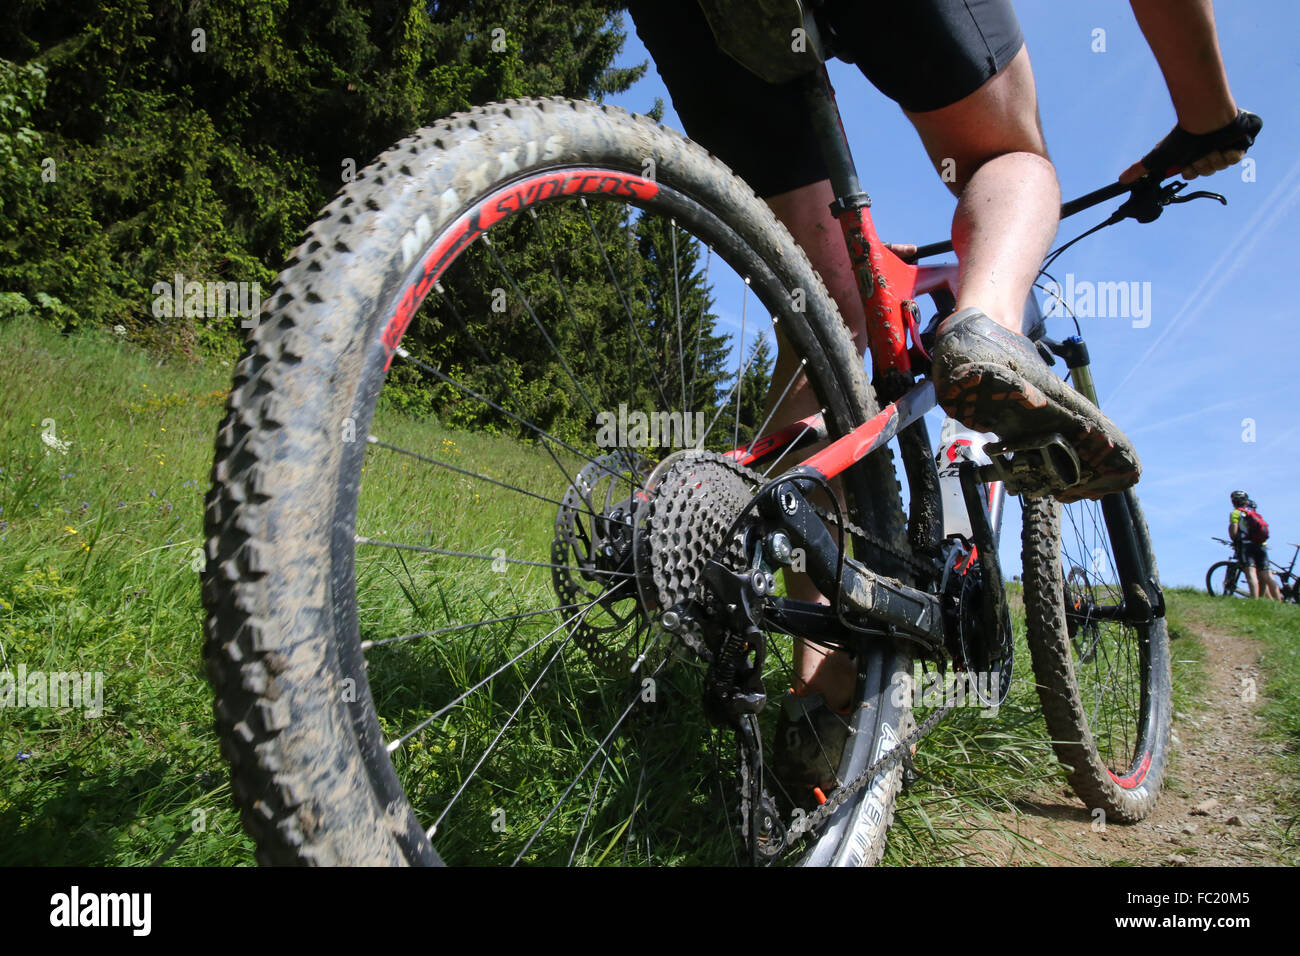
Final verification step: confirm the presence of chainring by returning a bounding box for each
[940,541,1012,707]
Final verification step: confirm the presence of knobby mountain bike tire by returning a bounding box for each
[201,98,916,866]
[1021,492,1171,822]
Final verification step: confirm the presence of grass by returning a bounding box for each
[1,318,1293,866]
[0,319,245,865]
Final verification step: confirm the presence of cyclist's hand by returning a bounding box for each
[1119,109,1262,184]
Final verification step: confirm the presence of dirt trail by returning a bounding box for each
[983,622,1289,866]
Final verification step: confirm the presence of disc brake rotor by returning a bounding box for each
[551,451,655,673]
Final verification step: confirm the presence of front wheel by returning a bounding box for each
[1206,560,1249,597]
[1021,492,1171,822]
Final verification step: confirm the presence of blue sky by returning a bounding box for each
[604,1,1300,588]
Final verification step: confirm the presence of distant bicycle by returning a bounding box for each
[1205,537,1300,601]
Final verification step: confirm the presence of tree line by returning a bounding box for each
[0,1,771,448]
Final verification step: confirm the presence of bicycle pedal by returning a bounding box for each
[977,433,1082,497]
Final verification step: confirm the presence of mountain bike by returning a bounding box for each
[200,49,1233,865]
[1206,537,1300,601]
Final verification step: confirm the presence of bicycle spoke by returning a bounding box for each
[511,641,669,865]
[699,315,767,450]
[355,536,638,579]
[429,615,582,831]
[672,221,686,409]
[361,603,586,651]
[569,751,612,865]
[393,347,640,494]
[744,356,804,458]
[578,197,671,412]
[386,593,609,753]
[528,208,616,411]
[481,233,601,418]
[1059,498,1143,773]
[366,435,631,531]
[689,245,713,411]
[734,275,750,449]
[762,419,820,479]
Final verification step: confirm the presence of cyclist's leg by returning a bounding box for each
[759,5,1049,701]
[903,46,1059,335]
[841,2,1135,497]
[1245,565,1260,598]
[766,180,869,713]
[1260,549,1282,600]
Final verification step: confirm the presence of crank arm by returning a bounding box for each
[758,481,945,652]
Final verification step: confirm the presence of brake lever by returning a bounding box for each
[1113,179,1228,224]
[1168,188,1227,206]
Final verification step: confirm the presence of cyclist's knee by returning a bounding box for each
[906,46,1051,191]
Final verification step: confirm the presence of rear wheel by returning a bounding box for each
[201,98,913,865]
[1021,492,1171,822]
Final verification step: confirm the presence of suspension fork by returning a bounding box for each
[1054,336,1164,621]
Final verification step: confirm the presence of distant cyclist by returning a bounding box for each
[1229,490,1280,600]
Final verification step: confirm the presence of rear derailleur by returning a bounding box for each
[693,559,789,861]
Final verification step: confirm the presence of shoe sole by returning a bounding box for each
[936,361,1140,502]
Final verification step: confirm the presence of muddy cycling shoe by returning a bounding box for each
[931,308,1140,502]
[772,690,853,810]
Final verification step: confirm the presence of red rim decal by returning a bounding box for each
[1107,749,1152,788]
[380,168,660,368]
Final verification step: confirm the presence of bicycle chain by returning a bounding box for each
[780,699,956,853]
[726,454,933,579]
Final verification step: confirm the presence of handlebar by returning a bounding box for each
[909,175,1227,262]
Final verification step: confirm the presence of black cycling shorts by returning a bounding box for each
[627,0,1024,197]
[1240,542,1269,571]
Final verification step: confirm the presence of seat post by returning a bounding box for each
[800,69,871,216]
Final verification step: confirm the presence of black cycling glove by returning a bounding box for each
[1136,109,1263,180]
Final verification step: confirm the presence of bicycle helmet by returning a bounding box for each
[1230,489,1249,505]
